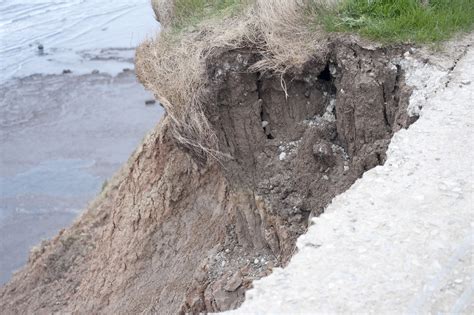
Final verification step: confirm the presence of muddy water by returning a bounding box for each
[0,72,162,282]
[0,0,162,284]
[0,0,159,81]
[0,72,163,284]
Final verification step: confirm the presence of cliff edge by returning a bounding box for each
[1,1,471,314]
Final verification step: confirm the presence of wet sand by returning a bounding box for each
[0,70,163,284]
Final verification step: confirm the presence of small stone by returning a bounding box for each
[62,69,72,74]
[261,120,269,128]
[279,152,287,161]
[221,261,226,267]
[225,248,230,253]
[344,165,349,172]
[38,44,44,51]
[322,175,329,180]
[224,272,243,292]
[312,141,334,166]
[145,99,156,106]
[122,68,131,72]
[254,258,259,264]
[454,279,463,284]
[461,80,471,85]
[91,69,99,74]
[327,99,336,112]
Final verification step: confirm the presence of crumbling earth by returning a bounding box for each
[0,36,418,314]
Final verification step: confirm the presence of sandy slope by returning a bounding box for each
[230,42,473,314]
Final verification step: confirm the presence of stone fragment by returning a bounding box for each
[224,272,243,292]
[312,141,335,166]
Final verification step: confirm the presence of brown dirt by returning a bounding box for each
[0,36,415,314]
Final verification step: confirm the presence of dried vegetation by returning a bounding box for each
[137,0,337,157]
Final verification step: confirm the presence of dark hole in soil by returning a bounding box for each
[318,64,332,81]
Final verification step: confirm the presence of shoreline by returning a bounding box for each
[0,69,163,285]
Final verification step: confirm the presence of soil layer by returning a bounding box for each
[0,37,415,314]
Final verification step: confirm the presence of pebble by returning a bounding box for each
[279,152,287,161]
[461,80,471,85]
[145,100,156,106]
[254,258,259,264]
[224,273,243,292]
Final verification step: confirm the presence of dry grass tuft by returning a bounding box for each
[151,0,175,27]
[250,0,321,74]
[137,0,338,158]
[136,13,254,159]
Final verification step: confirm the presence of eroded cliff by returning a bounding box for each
[0,35,417,314]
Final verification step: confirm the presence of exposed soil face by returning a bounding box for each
[0,37,415,314]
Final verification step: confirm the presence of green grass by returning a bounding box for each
[171,0,248,31]
[319,0,474,43]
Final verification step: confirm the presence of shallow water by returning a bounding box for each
[0,0,162,284]
[0,0,159,81]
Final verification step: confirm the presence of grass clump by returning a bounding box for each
[152,0,249,32]
[172,0,247,30]
[139,0,328,159]
[321,0,474,43]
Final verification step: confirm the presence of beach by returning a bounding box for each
[0,0,162,284]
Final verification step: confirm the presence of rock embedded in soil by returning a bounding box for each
[312,140,334,166]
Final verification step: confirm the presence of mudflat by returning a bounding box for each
[0,70,163,284]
